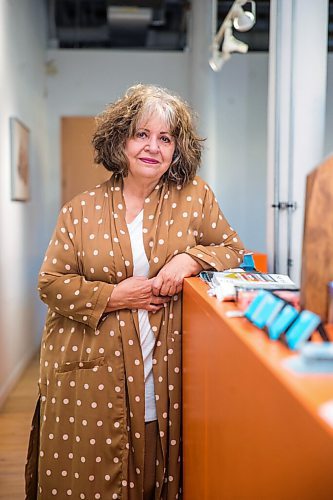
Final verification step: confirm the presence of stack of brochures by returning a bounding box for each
[200,269,297,301]
[210,270,297,290]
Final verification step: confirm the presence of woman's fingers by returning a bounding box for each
[151,295,171,305]
[151,274,163,296]
[151,254,203,299]
[160,282,174,296]
[107,254,202,311]
[152,272,178,296]
[133,292,170,312]
[107,275,174,312]
[107,276,153,311]
[147,303,164,312]
[153,272,181,297]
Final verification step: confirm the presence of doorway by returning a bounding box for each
[61,116,111,205]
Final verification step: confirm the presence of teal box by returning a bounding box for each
[285,310,321,350]
[245,290,284,329]
[268,304,299,341]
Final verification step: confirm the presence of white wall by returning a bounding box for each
[212,53,269,253]
[325,54,333,156]
[0,0,48,405]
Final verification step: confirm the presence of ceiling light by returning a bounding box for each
[209,0,256,72]
[222,21,248,54]
[233,1,256,32]
[209,43,231,71]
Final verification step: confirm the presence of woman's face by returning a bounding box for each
[124,114,176,184]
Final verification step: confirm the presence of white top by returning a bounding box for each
[127,210,157,422]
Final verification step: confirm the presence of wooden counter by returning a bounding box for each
[182,278,333,500]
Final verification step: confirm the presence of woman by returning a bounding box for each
[26,84,244,499]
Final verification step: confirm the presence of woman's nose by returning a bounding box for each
[145,136,159,153]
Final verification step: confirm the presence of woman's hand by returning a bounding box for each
[152,254,203,297]
[105,276,170,313]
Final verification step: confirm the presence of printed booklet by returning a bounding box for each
[210,270,297,290]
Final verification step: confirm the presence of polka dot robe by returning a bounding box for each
[25,174,244,499]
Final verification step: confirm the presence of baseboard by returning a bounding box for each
[0,346,38,409]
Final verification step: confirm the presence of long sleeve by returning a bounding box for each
[38,204,115,330]
[185,183,245,271]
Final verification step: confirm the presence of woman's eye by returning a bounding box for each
[160,136,171,143]
[136,131,147,139]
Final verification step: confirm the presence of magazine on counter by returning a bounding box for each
[200,269,297,291]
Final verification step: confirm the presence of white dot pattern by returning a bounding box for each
[31,175,244,498]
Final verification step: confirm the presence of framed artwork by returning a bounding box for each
[10,117,30,201]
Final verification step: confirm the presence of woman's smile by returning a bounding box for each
[139,157,160,164]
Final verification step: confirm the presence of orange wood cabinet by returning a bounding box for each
[182,278,333,500]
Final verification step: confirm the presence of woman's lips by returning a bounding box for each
[139,157,159,164]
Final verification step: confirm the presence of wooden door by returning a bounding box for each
[61,116,111,205]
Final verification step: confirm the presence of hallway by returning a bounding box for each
[0,355,39,499]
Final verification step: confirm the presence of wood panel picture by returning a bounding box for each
[10,117,30,201]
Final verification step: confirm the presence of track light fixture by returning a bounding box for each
[233,1,256,32]
[209,0,256,72]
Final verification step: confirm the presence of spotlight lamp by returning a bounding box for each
[209,0,256,72]
[233,1,256,32]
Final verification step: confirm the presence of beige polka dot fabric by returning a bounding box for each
[25,174,244,499]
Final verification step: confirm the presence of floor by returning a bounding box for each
[0,355,39,499]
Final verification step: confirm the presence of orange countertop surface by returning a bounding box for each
[182,277,333,500]
[184,277,333,418]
